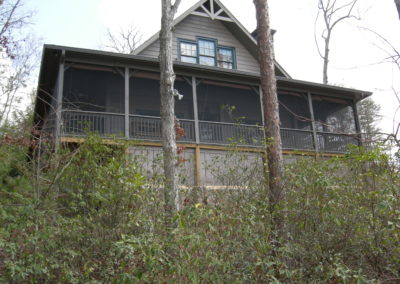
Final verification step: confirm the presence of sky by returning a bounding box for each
[25,0,400,135]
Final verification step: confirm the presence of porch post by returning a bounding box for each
[352,100,362,146]
[307,92,319,152]
[125,67,130,139]
[192,76,202,186]
[55,49,65,149]
[258,85,265,126]
[192,76,200,144]
[258,85,267,146]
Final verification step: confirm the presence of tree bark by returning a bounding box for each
[253,0,284,218]
[317,0,359,85]
[323,32,331,84]
[159,0,181,216]
[395,0,400,20]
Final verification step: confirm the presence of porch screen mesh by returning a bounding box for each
[278,92,311,130]
[312,96,356,134]
[197,79,262,124]
[63,64,124,113]
[130,71,160,116]
[129,72,194,119]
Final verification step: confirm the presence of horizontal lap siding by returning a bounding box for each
[138,15,260,74]
[139,40,160,58]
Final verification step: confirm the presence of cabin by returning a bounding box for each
[33,0,371,187]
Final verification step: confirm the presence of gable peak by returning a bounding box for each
[191,0,233,22]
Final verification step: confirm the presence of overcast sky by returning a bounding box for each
[26,0,400,134]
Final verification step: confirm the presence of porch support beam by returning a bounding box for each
[55,49,65,149]
[192,76,200,144]
[124,67,130,138]
[352,100,362,146]
[192,76,201,186]
[258,85,267,147]
[307,92,319,152]
[258,85,265,126]
[195,146,202,187]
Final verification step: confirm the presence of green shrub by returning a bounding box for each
[0,131,399,283]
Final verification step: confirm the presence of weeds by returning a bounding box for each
[0,129,399,283]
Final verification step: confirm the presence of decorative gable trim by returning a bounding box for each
[133,0,291,78]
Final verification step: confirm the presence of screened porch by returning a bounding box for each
[57,62,359,153]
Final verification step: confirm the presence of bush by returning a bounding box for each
[0,132,399,283]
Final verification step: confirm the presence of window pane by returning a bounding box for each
[181,56,197,64]
[199,39,215,57]
[217,61,233,69]
[217,48,233,62]
[199,56,215,66]
[180,42,197,57]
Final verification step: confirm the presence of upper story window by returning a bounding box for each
[198,39,216,66]
[180,41,197,64]
[179,37,236,69]
[217,47,234,69]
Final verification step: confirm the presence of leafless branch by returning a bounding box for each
[316,0,360,84]
[103,25,142,54]
[358,26,400,73]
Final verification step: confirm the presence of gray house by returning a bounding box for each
[34,0,371,187]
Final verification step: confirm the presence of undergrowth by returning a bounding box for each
[0,129,399,283]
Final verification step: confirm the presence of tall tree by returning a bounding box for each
[0,0,37,125]
[315,0,359,84]
[159,0,181,216]
[357,98,381,145]
[395,0,400,20]
[253,0,284,221]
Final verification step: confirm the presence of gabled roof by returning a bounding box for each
[134,0,291,78]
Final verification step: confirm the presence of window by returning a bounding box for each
[217,47,234,69]
[198,39,216,66]
[178,37,236,69]
[180,41,197,64]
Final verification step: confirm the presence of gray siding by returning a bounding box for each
[128,146,195,186]
[200,149,264,187]
[139,15,260,74]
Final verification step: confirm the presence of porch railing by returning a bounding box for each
[60,110,358,153]
[129,115,195,142]
[316,131,358,153]
[62,110,125,137]
[281,128,314,151]
[199,120,263,146]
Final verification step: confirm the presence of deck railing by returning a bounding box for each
[199,120,263,146]
[62,110,125,137]
[60,110,358,153]
[281,128,314,151]
[316,131,358,153]
[129,114,195,142]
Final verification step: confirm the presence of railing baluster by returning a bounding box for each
[59,111,356,153]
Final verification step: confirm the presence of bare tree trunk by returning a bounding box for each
[159,0,181,217]
[323,33,331,84]
[316,0,359,84]
[395,0,400,20]
[253,0,284,221]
